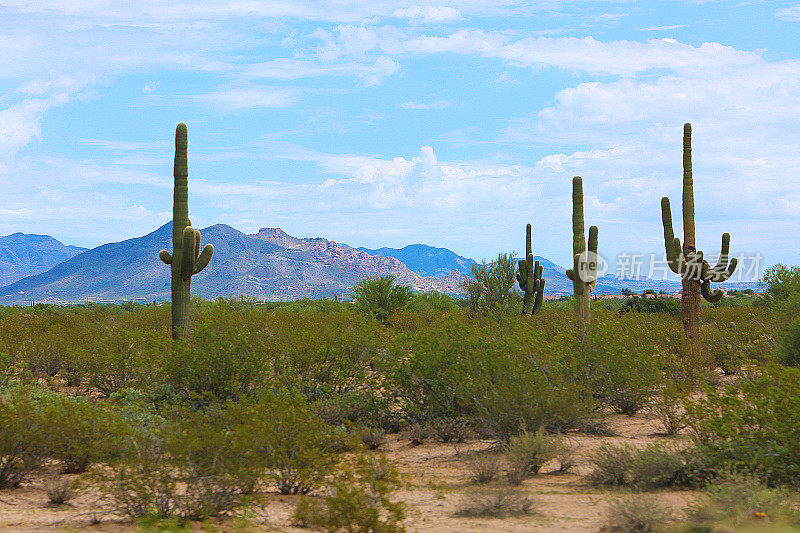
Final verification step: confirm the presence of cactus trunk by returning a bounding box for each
[661,123,738,359]
[565,177,598,341]
[517,223,545,315]
[159,123,214,340]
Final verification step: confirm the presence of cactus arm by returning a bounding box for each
[682,123,695,250]
[588,225,598,256]
[180,226,197,280]
[565,268,574,281]
[532,275,544,314]
[700,279,723,303]
[572,253,585,295]
[711,233,731,274]
[159,250,173,264]
[661,197,684,274]
[194,244,214,274]
[706,256,738,283]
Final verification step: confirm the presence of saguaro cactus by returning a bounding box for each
[661,123,737,355]
[565,177,598,339]
[516,223,545,315]
[159,123,214,339]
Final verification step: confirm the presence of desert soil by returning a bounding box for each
[0,411,698,532]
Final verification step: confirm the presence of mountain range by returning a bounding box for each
[0,224,467,304]
[0,225,758,304]
[0,233,87,287]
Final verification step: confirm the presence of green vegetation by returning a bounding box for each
[0,288,797,528]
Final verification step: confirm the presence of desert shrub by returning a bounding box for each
[778,316,800,366]
[313,390,396,431]
[587,444,636,486]
[159,318,265,404]
[454,490,535,518]
[38,392,130,473]
[224,393,340,495]
[430,417,469,443]
[351,275,413,324]
[386,315,592,436]
[80,328,166,396]
[460,252,519,317]
[407,423,429,446]
[384,316,478,423]
[466,453,501,484]
[359,427,387,450]
[605,494,673,533]
[263,309,383,401]
[43,473,76,505]
[686,364,800,486]
[292,454,405,532]
[0,386,50,488]
[573,311,673,415]
[504,428,563,485]
[588,443,687,489]
[686,472,800,529]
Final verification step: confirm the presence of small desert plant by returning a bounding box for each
[407,422,429,446]
[292,454,405,532]
[504,428,563,485]
[351,275,413,324]
[605,494,673,533]
[465,453,501,484]
[359,426,387,450]
[43,473,76,505]
[431,417,469,443]
[685,472,800,528]
[588,443,687,489]
[587,444,637,486]
[454,490,535,518]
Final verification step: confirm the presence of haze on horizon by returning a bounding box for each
[1,0,799,275]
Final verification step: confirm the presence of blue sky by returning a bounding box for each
[2,0,800,273]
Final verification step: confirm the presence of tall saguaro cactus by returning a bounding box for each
[516,223,545,315]
[159,123,214,340]
[565,177,599,339]
[661,123,737,355]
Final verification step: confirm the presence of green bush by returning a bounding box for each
[685,473,800,529]
[587,443,687,489]
[504,427,563,484]
[686,364,800,486]
[778,316,800,366]
[0,386,49,488]
[351,275,413,324]
[293,454,405,532]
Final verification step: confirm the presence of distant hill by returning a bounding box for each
[0,225,467,304]
[355,243,475,278]
[0,225,757,304]
[0,233,87,287]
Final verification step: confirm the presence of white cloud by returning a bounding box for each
[404,31,762,76]
[776,5,800,22]
[400,100,451,109]
[392,5,463,23]
[637,25,688,31]
[192,87,299,111]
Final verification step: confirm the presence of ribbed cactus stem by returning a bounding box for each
[565,176,598,339]
[660,123,738,358]
[682,123,695,250]
[516,223,545,315]
[159,123,214,340]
